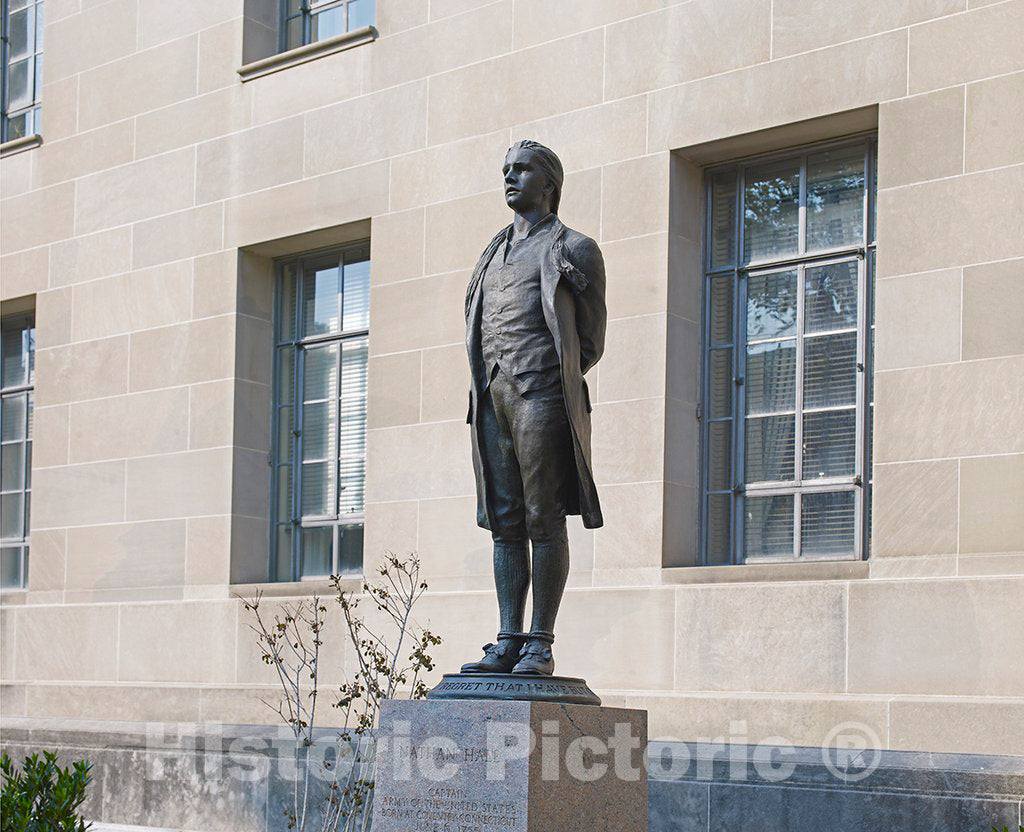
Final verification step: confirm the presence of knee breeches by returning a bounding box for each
[479,366,575,543]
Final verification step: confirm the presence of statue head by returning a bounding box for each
[503,140,564,216]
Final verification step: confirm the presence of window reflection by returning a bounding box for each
[743,161,799,263]
[747,271,797,339]
[807,147,865,251]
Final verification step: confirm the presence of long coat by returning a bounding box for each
[465,215,607,530]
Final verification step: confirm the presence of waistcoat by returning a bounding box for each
[480,227,560,391]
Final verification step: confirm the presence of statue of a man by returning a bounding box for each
[461,141,607,676]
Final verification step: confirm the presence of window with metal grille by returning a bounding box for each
[700,137,876,564]
[1,311,34,589]
[271,242,370,581]
[280,0,374,52]
[1,0,43,142]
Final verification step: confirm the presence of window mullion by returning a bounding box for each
[734,266,746,565]
[866,246,876,556]
[794,153,807,559]
[333,250,345,544]
[855,141,872,561]
[732,163,746,564]
[2,5,7,143]
[21,430,30,561]
[749,480,857,496]
[270,271,284,579]
[299,328,368,347]
[291,261,303,578]
[798,154,807,256]
[333,320,343,531]
[743,245,864,273]
[794,261,805,559]
[854,253,868,559]
[292,276,306,581]
[867,141,876,246]
[862,143,871,251]
[699,176,711,565]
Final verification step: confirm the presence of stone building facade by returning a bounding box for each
[1,0,1022,828]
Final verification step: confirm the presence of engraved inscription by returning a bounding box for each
[376,738,527,832]
[395,745,501,764]
[377,789,521,831]
[434,679,592,696]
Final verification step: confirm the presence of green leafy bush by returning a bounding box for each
[0,751,92,832]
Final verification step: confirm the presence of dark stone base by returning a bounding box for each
[427,671,602,705]
[647,742,1024,832]
[3,718,1021,832]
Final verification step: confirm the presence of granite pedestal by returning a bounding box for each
[371,698,648,832]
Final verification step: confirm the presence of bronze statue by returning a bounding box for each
[461,141,607,677]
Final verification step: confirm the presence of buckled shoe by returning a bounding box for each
[510,638,555,676]
[460,633,527,674]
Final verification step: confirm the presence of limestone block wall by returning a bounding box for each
[1,0,1022,759]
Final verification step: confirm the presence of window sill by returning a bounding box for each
[231,576,362,598]
[0,588,28,606]
[237,26,376,82]
[662,559,869,585]
[0,133,42,158]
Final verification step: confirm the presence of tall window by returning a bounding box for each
[271,242,370,581]
[281,0,374,52]
[1,312,34,589]
[700,137,876,564]
[1,0,44,142]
